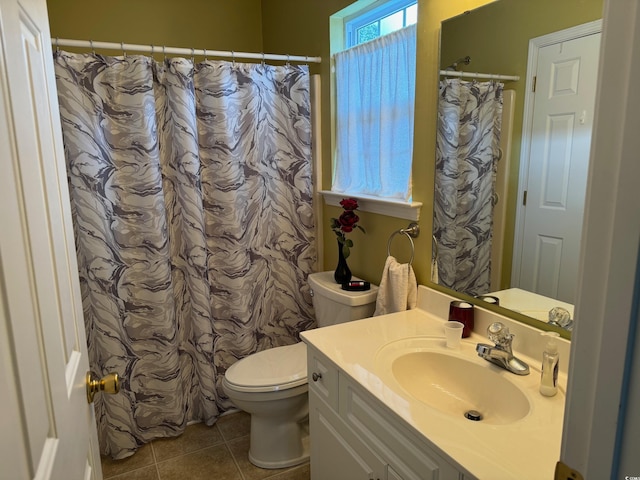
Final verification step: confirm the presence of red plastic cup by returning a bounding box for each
[448,301,475,338]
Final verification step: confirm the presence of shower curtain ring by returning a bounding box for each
[121,41,126,58]
[163,45,166,61]
[231,50,235,67]
[261,52,265,66]
[55,37,59,52]
[151,44,154,57]
[90,40,95,55]
[191,47,195,63]
[203,48,207,61]
[286,54,290,67]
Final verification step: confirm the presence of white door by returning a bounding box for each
[0,0,103,478]
[515,31,601,303]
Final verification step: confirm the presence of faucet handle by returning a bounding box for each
[548,307,573,330]
[487,322,513,348]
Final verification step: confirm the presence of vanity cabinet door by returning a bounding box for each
[309,389,385,480]
[340,375,461,480]
[308,347,339,410]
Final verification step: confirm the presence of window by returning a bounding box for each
[329,0,418,216]
[346,0,418,48]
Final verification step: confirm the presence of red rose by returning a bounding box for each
[339,198,359,211]
[338,211,359,232]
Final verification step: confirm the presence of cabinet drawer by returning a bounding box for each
[339,375,460,480]
[307,346,339,410]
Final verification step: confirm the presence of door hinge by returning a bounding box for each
[554,461,584,480]
[532,76,537,92]
[523,190,528,206]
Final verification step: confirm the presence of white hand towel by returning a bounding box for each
[373,255,417,316]
[431,256,439,284]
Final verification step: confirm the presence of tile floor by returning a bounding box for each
[100,411,310,480]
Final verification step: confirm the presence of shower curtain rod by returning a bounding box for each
[439,70,519,81]
[51,38,322,64]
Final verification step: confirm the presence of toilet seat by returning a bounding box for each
[224,342,307,393]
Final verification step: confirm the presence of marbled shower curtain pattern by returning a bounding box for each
[54,52,316,458]
[433,79,503,296]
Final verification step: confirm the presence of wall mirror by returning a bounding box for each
[431,0,604,339]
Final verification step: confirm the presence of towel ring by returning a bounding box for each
[386,223,420,265]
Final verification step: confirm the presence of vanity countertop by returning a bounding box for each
[301,288,567,480]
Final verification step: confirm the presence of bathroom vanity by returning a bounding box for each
[301,286,569,480]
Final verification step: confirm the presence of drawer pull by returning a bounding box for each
[312,372,322,382]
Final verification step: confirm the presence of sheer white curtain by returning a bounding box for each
[333,24,416,201]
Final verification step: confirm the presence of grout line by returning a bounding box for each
[150,440,158,464]
[224,436,247,480]
[149,437,163,480]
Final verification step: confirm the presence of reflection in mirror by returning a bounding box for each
[432,0,603,338]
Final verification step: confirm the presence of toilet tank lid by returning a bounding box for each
[308,271,378,307]
[224,342,307,392]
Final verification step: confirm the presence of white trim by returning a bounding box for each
[320,190,422,221]
[311,75,324,271]
[511,20,603,286]
[561,2,640,477]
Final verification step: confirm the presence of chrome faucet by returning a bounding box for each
[476,322,530,375]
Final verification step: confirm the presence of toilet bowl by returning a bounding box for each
[222,271,378,469]
[223,342,309,468]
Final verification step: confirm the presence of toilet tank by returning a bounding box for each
[308,271,379,327]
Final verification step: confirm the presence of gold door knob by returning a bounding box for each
[86,372,120,403]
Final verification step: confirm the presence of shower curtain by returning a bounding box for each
[433,79,503,296]
[54,51,316,458]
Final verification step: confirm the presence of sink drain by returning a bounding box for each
[464,410,483,421]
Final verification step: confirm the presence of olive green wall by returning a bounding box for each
[47,0,263,56]
[441,0,603,289]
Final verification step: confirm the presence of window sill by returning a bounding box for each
[320,190,422,221]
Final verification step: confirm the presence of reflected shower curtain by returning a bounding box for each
[433,79,503,296]
[54,52,316,458]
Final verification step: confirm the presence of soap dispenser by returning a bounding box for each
[540,332,560,397]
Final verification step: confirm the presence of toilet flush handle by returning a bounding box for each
[312,372,322,382]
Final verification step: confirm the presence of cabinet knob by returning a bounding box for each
[312,372,322,382]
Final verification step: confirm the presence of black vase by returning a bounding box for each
[334,239,352,284]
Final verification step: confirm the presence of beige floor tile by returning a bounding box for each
[226,436,308,480]
[101,444,155,478]
[151,422,224,460]
[106,465,160,480]
[267,464,311,480]
[156,444,242,480]
[216,411,251,441]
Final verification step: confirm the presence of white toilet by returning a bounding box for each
[222,271,378,469]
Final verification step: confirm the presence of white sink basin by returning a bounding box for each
[375,337,531,425]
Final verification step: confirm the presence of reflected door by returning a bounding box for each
[515,32,601,303]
